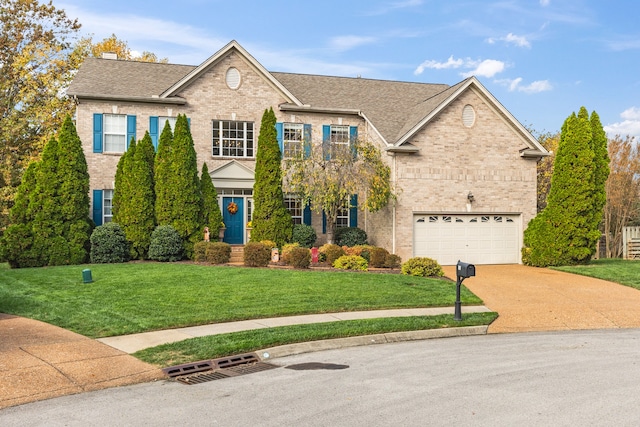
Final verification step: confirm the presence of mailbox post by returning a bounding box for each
[455,260,476,321]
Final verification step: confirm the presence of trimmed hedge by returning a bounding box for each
[90,222,129,264]
[148,225,184,262]
[333,255,368,271]
[288,246,311,269]
[318,243,345,265]
[291,223,316,248]
[334,227,367,247]
[401,257,444,277]
[244,241,271,267]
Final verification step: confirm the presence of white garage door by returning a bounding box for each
[414,214,520,265]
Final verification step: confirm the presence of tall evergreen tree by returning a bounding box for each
[112,138,136,225]
[522,107,606,266]
[113,133,156,259]
[589,111,610,247]
[201,162,223,238]
[5,115,92,267]
[154,120,174,226]
[251,107,293,247]
[154,115,203,257]
[55,115,91,264]
[2,161,39,266]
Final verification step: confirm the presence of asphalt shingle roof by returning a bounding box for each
[68,57,459,144]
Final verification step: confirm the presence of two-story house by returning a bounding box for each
[67,40,548,265]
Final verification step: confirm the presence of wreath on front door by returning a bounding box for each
[227,201,238,215]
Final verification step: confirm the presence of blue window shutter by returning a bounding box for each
[303,203,312,226]
[350,126,358,159]
[187,117,191,130]
[322,125,330,160]
[322,211,327,234]
[303,124,312,158]
[149,116,159,149]
[349,194,358,227]
[92,190,103,226]
[93,114,103,153]
[126,115,136,148]
[275,122,283,156]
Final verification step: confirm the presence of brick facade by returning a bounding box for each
[74,42,543,264]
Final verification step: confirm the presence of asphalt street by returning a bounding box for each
[3,329,640,426]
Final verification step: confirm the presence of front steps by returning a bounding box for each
[229,245,244,263]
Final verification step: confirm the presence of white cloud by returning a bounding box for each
[540,0,551,6]
[487,33,531,48]
[461,59,506,78]
[60,3,225,64]
[329,36,377,52]
[620,106,640,120]
[495,78,553,93]
[414,56,506,78]
[604,107,640,138]
[414,55,464,74]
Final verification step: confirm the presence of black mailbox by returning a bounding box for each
[454,260,476,321]
[456,261,476,279]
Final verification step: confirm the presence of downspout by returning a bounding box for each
[392,152,397,255]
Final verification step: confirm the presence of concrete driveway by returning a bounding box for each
[443,264,640,333]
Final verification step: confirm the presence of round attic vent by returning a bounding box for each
[226,67,241,89]
[462,104,476,127]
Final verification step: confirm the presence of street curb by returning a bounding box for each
[258,325,488,360]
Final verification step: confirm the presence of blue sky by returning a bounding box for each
[56,0,640,139]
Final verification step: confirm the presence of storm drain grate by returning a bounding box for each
[165,353,279,385]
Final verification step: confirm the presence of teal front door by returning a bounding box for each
[222,197,244,244]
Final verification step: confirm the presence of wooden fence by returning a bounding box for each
[623,226,640,259]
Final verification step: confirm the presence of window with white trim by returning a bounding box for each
[104,114,126,153]
[103,189,114,223]
[285,196,303,225]
[336,204,350,228]
[158,116,177,131]
[330,124,349,156]
[212,120,254,157]
[283,123,304,158]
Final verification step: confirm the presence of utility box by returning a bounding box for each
[271,248,280,262]
[456,261,476,279]
[82,269,93,283]
[311,247,319,263]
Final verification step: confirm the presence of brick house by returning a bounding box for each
[67,40,548,265]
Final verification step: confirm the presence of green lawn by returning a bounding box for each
[134,313,498,366]
[0,262,483,338]
[553,259,640,290]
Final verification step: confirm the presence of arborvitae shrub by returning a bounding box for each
[334,227,367,247]
[148,225,184,262]
[288,246,311,269]
[333,255,368,271]
[401,257,444,277]
[243,241,271,267]
[90,222,130,264]
[369,246,390,268]
[193,241,208,262]
[384,254,402,269]
[251,107,293,247]
[3,224,37,268]
[291,224,316,248]
[318,243,345,265]
[206,242,231,264]
[281,243,300,264]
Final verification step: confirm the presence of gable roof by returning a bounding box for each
[67,58,194,104]
[68,40,547,157]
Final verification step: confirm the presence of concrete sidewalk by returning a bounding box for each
[0,314,163,410]
[98,306,493,354]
